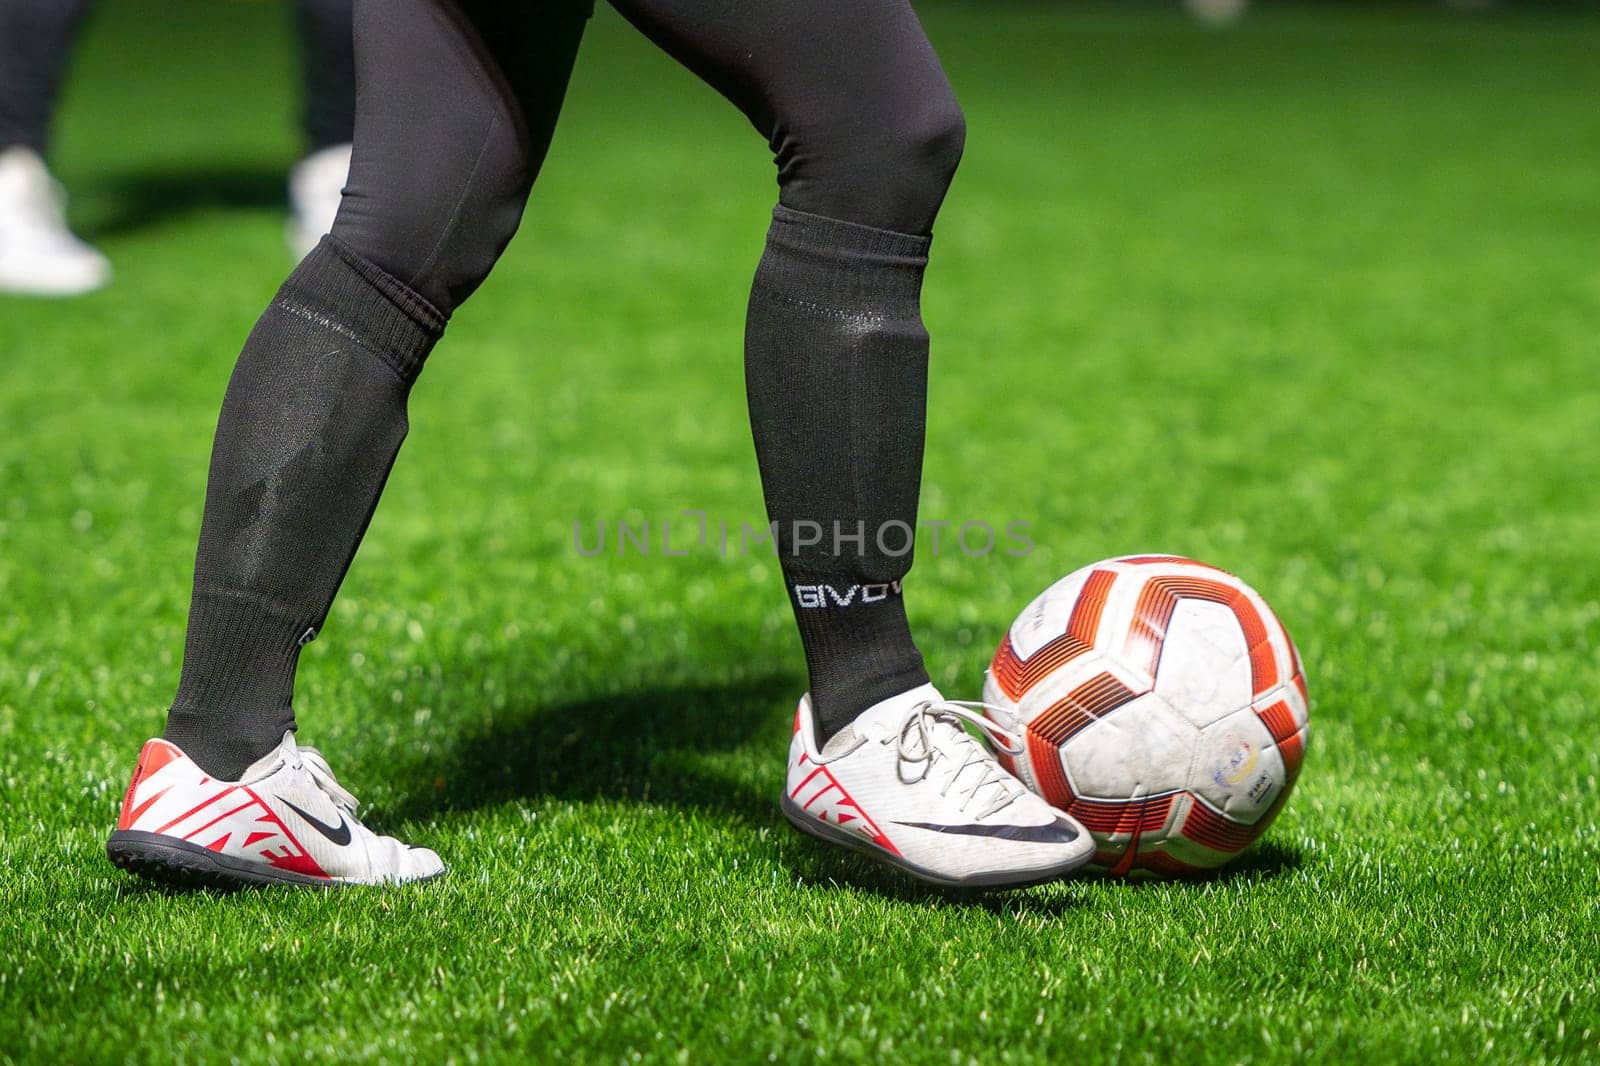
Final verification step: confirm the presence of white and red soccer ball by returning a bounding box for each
[984,555,1308,877]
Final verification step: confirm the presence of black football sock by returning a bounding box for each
[745,205,934,743]
[164,236,444,779]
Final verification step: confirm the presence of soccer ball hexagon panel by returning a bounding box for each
[983,554,1309,877]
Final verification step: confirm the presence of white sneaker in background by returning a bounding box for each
[287,142,352,259]
[0,146,111,297]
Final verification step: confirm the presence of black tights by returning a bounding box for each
[330,0,966,736]
[168,0,964,773]
[333,0,965,315]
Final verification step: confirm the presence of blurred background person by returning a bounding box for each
[0,0,355,296]
[1183,0,1249,27]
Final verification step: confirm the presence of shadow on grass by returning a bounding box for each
[777,836,1304,910]
[110,879,242,900]
[382,671,1094,909]
[386,673,794,826]
[1095,838,1306,890]
[774,840,1089,914]
[1201,839,1305,884]
[76,164,288,238]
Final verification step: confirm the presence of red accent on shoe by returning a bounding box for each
[789,765,824,799]
[265,849,329,879]
[797,762,900,856]
[801,779,837,808]
[141,740,183,776]
[116,739,185,831]
[205,833,231,852]
[120,785,172,831]
[181,798,259,842]
[155,787,239,835]
[243,788,331,879]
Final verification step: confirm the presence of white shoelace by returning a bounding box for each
[893,699,1028,818]
[295,746,362,817]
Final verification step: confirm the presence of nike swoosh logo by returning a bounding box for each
[279,797,352,846]
[892,818,1080,844]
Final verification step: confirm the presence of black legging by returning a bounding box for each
[164,0,961,771]
[0,0,355,155]
[332,0,965,316]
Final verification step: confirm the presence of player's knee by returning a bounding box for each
[414,179,530,315]
[849,96,966,232]
[786,93,967,235]
[330,131,530,317]
[889,96,967,209]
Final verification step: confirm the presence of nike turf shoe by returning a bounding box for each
[106,732,443,888]
[781,683,1094,889]
[0,146,111,296]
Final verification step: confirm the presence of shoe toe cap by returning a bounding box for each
[395,843,446,883]
[361,834,445,884]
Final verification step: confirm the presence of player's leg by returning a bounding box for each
[611,0,1092,887]
[612,0,958,740]
[0,0,110,295]
[331,0,590,314]
[0,0,88,157]
[286,0,357,258]
[108,0,591,888]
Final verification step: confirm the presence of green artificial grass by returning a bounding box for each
[2,1,1598,1061]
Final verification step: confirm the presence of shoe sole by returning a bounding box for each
[779,792,1092,891]
[106,830,443,890]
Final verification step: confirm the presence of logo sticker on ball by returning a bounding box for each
[1214,739,1258,787]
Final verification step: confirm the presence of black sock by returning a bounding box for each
[164,236,444,778]
[745,205,934,743]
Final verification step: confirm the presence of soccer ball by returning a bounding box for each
[983,555,1308,877]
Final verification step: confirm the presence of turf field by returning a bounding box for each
[3,1,1598,1061]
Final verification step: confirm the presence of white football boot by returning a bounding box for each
[107,732,444,888]
[0,146,111,296]
[782,684,1094,889]
[286,142,351,259]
